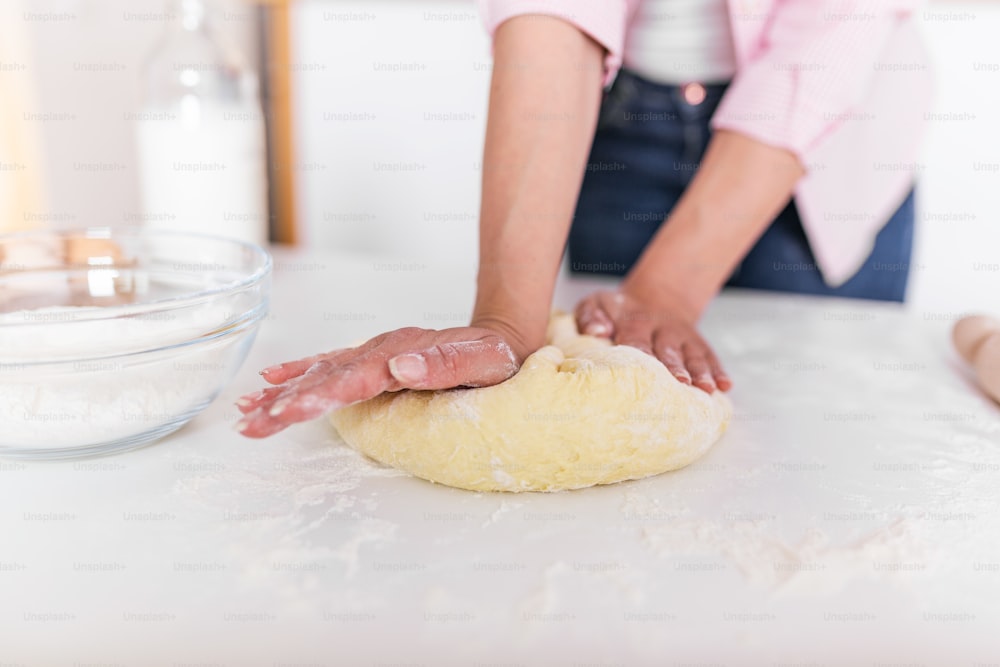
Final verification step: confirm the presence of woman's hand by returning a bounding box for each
[235,16,607,439]
[235,324,529,438]
[574,287,732,394]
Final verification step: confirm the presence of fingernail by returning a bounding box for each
[236,389,266,406]
[260,365,281,376]
[675,371,692,384]
[235,419,249,433]
[388,354,427,383]
[584,322,609,336]
[269,397,292,417]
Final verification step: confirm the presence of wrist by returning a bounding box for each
[620,270,704,324]
[473,275,553,359]
[469,308,546,362]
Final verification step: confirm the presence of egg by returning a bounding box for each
[64,235,126,266]
[973,332,1000,404]
[952,314,1000,364]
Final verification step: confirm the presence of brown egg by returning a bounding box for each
[974,333,1000,404]
[952,315,1000,364]
[64,235,126,266]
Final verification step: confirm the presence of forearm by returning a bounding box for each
[622,129,805,320]
[471,15,605,354]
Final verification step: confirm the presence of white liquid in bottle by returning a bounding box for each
[136,0,268,247]
[137,103,268,246]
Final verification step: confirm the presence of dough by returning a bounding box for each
[330,313,732,492]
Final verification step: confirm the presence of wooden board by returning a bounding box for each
[258,0,299,244]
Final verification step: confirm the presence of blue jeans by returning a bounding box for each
[568,69,916,302]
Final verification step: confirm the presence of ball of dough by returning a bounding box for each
[952,315,1000,364]
[330,313,732,492]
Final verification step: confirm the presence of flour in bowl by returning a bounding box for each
[0,306,252,451]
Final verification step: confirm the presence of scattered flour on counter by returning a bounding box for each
[517,558,648,628]
[519,561,570,621]
[423,586,483,624]
[641,517,929,595]
[328,518,399,579]
[171,422,405,589]
[171,426,406,514]
[620,489,690,522]
[0,306,242,449]
[481,499,524,528]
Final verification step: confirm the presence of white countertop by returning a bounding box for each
[3,247,1000,666]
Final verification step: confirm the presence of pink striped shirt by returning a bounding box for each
[477,0,933,287]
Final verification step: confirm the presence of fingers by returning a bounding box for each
[276,355,394,418]
[235,386,284,414]
[575,296,615,338]
[235,407,295,439]
[259,356,321,384]
[682,337,732,393]
[680,341,716,393]
[238,348,355,415]
[236,327,525,439]
[655,342,692,385]
[574,290,733,394]
[259,348,352,384]
[388,336,519,390]
[237,352,396,438]
[652,329,731,393]
[699,342,731,392]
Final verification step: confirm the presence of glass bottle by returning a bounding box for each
[136,0,268,247]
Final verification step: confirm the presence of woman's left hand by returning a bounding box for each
[574,287,732,394]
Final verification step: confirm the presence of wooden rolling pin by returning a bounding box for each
[952,315,1000,404]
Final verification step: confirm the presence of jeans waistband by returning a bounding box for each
[612,68,731,122]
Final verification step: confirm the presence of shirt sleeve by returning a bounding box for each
[711,0,927,163]
[476,0,632,87]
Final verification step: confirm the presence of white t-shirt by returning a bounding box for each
[623,0,738,84]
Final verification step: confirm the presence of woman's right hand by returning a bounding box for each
[235,13,606,440]
[235,324,529,439]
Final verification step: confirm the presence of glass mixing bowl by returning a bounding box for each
[0,228,271,459]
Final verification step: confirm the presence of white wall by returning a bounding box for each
[6,0,259,228]
[908,5,1000,316]
[290,0,488,263]
[291,0,1000,314]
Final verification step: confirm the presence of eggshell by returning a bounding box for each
[64,236,125,266]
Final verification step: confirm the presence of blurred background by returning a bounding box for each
[1,0,998,315]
